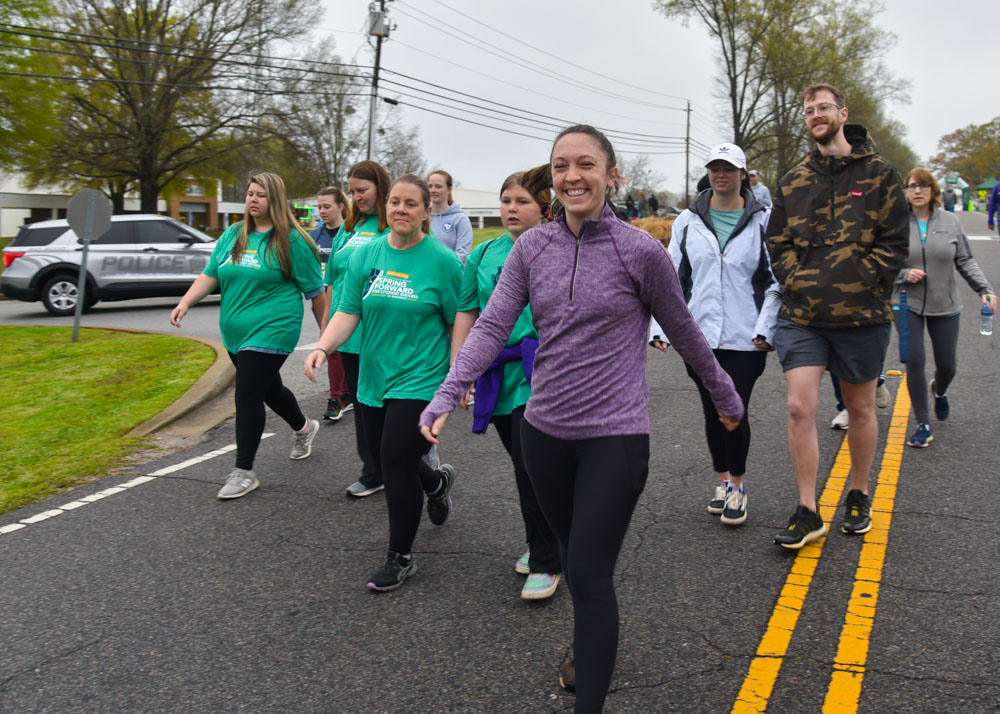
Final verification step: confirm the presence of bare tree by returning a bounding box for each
[23,0,319,210]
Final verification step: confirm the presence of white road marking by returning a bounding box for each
[968,235,995,241]
[0,433,274,537]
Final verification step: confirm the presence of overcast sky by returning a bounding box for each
[320,0,995,194]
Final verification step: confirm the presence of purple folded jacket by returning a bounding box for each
[472,338,538,433]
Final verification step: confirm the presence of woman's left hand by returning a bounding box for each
[983,294,997,314]
[752,337,771,351]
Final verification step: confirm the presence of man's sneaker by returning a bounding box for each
[323,398,344,421]
[930,380,949,420]
[907,423,933,448]
[290,418,319,460]
[366,551,417,592]
[875,381,891,409]
[774,505,827,549]
[521,573,560,600]
[831,409,850,430]
[515,551,530,575]
[217,469,259,499]
[426,464,455,525]
[708,482,728,514]
[720,485,747,526]
[559,659,575,692]
[841,489,872,535]
[345,479,384,498]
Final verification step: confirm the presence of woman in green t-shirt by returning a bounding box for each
[452,165,561,601]
[325,160,392,499]
[305,174,462,592]
[170,172,326,500]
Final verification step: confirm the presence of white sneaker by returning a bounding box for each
[290,418,319,459]
[217,469,259,499]
[831,409,849,430]
[875,382,891,409]
[720,485,747,525]
[708,482,727,514]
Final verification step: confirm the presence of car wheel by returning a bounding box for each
[41,275,88,316]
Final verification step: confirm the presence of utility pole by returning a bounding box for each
[684,100,691,207]
[366,1,392,160]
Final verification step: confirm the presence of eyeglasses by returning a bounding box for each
[803,102,841,118]
[905,183,931,191]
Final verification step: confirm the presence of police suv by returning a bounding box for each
[1,214,216,315]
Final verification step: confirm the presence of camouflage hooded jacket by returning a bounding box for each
[765,125,909,328]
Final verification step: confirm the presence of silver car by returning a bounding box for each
[2,214,216,315]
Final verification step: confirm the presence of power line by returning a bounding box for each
[392,5,688,112]
[417,0,696,105]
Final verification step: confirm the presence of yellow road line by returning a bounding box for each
[822,379,911,712]
[731,433,853,712]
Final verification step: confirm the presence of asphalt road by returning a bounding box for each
[1,214,998,712]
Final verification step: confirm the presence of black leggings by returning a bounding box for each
[906,312,960,424]
[341,352,381,486]
[520,419,649,714]
[228,350,306,470]
[491,407,561,574]
[684,349,766,477]
[358,400,442,555]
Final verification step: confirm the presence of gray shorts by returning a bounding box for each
[773,319,891,384]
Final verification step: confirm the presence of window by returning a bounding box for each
[91,223,133,245]
[10,226,68,247]
[133,220,194,244]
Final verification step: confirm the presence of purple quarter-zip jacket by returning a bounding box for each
[420,204,743,439]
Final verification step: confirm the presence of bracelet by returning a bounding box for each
[312,347,329,356]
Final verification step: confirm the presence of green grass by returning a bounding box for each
[472,227,506,247]
[0,326,215,514]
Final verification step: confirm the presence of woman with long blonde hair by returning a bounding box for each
[171,171,327,499]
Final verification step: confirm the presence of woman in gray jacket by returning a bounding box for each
[899,168,995,447]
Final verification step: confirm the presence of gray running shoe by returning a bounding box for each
[367,551,417,592]
[426,464,455,525]
[290,418,319,460]
[217,469,259,499]
[345,479,384,498]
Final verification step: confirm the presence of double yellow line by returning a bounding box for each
[732,379,911,713]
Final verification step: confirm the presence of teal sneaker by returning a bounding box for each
[521,573,560,600]
[515,551,530,575]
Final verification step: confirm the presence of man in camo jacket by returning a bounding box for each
[766,82,909,550]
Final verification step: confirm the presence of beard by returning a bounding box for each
[810,117,841,145]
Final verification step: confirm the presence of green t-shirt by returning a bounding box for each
[339,235,462,407]
[204,223,323,354]
[324,214,390,354]
[459,233,536,415]
[709,208,742,251]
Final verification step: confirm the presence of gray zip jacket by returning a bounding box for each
[896,207,993,316]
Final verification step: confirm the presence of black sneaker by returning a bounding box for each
[841,489,872,535]
[367,551,417,592]
[773,505,827,549]
[559,659,575,692]
[323,398,344,421]
[930,380,949,421]
[426,464,455,525]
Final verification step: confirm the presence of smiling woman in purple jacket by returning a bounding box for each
[419,125,743,714]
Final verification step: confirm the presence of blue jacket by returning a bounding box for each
[309,224,342,264]
[988,183,1000,226]
[429,203,473,265]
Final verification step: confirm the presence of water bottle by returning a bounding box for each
[982,297,994,336]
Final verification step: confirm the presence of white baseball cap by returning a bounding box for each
[705,143,747,171]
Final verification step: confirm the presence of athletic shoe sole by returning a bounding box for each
[217,480,259,500]
[777,524,827,550]
[907,436,934,448]
[707,503,725,515]
[841,522,873,535]
[720,509,747,526]
[322,412,344,421]
[346,483,385,498]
